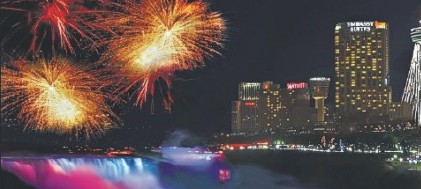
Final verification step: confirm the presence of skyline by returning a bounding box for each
[1,0,420,139]
[169,0,420,134]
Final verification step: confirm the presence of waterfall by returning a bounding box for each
[1,156,161,189]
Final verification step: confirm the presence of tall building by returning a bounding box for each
[259,81,281,129]
[309,77,330,122]
[334,21,392,119]
[231,101,241,133]
[238,82,261,132]
[233,81,283,133]
[402,20,421,126]
[280,82,311,126]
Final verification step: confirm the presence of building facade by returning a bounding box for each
[280,82,311,126]
[238,82,261,132]
[389,102,413,122]
[259,81,281,129]
[231,101,241,133]
[334,21,392,120]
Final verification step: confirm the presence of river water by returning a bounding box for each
[1,151,420,189]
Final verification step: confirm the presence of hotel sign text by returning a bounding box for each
[347,22,374,32]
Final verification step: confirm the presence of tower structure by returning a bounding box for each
[402,20,421,126]
[309,77,330,122]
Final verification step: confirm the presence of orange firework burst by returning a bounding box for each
[0,58,118,138]
[1,0,105,56]
[99,0,226,108]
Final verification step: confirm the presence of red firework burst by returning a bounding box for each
[1,0,106,56]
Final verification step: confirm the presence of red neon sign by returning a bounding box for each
[287,82,307,90]
[263,84,269,90]
[244,102,256,106]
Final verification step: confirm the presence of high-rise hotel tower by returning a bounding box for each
[334,21,392,118]
[237,82,261,132]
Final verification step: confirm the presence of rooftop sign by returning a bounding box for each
[287,82,307,90]
[346,21,386,32]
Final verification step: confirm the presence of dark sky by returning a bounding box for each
[2,0,421,144]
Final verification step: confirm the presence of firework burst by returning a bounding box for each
[98,0,226,108]
[1,0,105,56]
[1,58,118,138]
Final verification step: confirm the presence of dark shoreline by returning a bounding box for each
[224,150,421,189]
[1,169,34,189]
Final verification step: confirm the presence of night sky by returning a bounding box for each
[2,0,421,144]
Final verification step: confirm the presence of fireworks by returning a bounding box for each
[1,0,103,55]
[1,58,118,138]
[0,0,227,138]
[402,23,421,126]
[98,0,226,107]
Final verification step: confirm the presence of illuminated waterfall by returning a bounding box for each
[1,157,161,189]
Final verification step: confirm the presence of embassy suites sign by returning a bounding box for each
[347,22,374,32]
